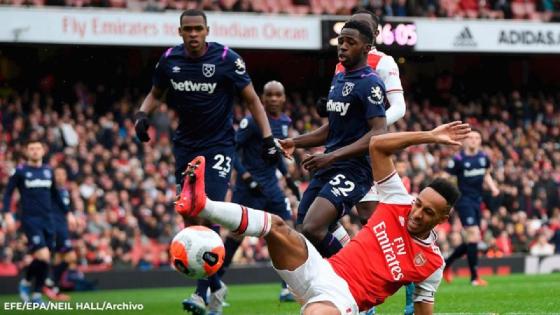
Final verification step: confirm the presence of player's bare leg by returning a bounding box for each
[176,157,344,315]
[301,198,343,258]
[355,201,377,225]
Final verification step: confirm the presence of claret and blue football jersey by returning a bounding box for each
[317,66,387,180]
[153,42,251,150]
[447,150,490,202]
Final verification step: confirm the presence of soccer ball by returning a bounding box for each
[170,226,225,279]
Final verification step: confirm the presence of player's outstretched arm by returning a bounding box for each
[2,170,19,232]
[135,86,165,142]
[278,123,330,158]
[414,302,434,315]
[484,171,500,197]
[2,170,19,216]
[369,121,471,181]
[385,91,406,125]
[301,117,386,172]
[139,86,165,113]
[240,83,273,138]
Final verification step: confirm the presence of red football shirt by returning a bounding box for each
[328,171,444,311]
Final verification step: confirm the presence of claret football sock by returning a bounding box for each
[200,199,272,238]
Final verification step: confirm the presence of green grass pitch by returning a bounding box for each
[1,273,559,314]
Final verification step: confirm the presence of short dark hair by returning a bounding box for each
[341,20,374,45]
[352,9,380,30]
[180,9,207,25]
[25,139,42,147]
[427,178,460,209]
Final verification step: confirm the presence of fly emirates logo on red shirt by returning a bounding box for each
[373,221,407,281]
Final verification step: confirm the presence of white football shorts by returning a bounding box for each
[274,236,359,315]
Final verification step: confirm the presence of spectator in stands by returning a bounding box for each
[0,71,559,274]
[530,231,555,256]
[4,0,559,20]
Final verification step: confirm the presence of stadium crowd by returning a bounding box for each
[0,80,559,275]
[2,0,559,21]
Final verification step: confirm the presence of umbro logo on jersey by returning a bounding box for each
[172,66,181,73]
[170,79,216,94]
[454,27,477,47]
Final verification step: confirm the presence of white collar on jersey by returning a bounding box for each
[411,230,438,246]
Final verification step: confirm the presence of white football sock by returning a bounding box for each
[200,199,272,237]
[332,224,350,246]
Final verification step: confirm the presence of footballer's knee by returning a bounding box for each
[356,201,377,224]
[35,247,51,262]
[465,226,481,242]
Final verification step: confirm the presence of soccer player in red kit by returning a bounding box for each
[175,121,469,315]
[330,11,411,314]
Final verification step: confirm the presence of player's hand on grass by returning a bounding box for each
[277,138,295,159]
[431,121,471,146]
[242,172,262,196]
[285,177,301,200]
[302,153,334,173]
[134,111,151,142]
[262,136,281,165]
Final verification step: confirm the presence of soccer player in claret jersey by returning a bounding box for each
[443,130,499,286]
[134,9,280,315]
[2,140,68,304]
[220,80,300,302]
[278,21,387,260]
[43,167,74,302]
[175,120,470,315]
[330,10,413,315]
